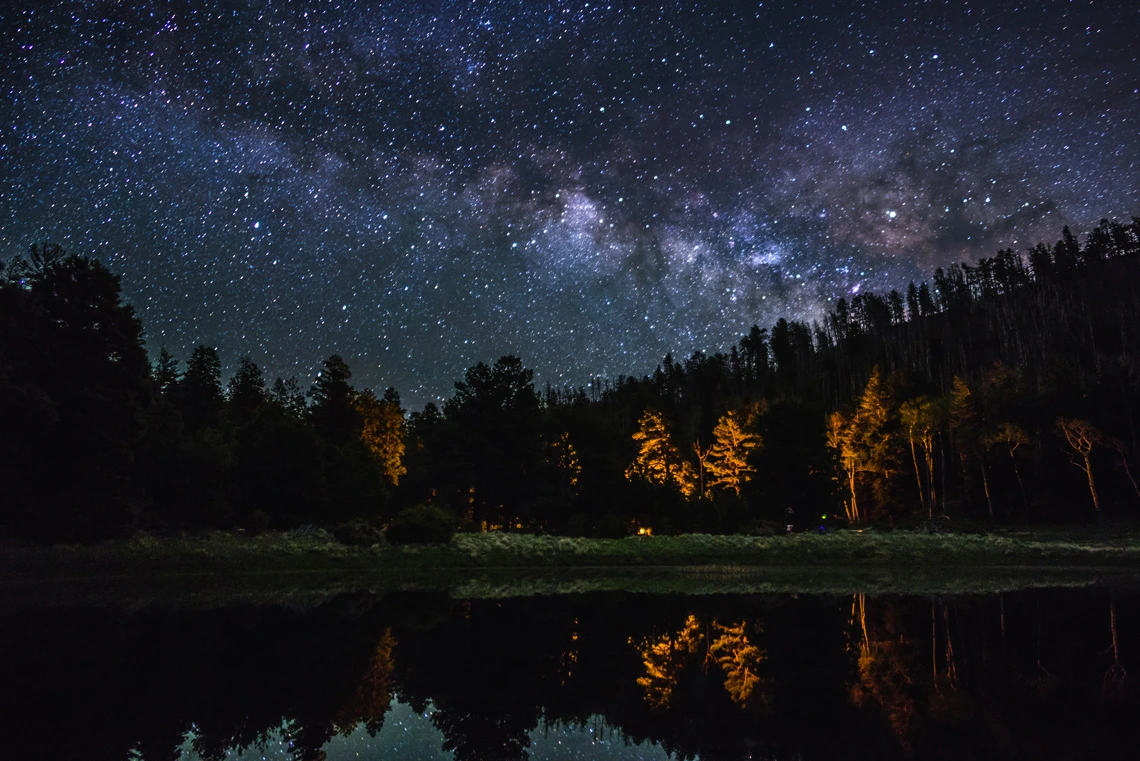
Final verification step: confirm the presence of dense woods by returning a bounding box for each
[3,217,1140,541]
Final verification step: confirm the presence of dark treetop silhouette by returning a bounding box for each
[3,217,1140,541]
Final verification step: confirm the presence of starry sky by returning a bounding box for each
[2,1,1137,405]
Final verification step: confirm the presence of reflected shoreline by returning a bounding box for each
[1,585,1137,760]
[2,565,1137,611]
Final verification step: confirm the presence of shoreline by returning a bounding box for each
[2,528,1139,606]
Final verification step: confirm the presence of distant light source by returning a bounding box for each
[637,526,652,536]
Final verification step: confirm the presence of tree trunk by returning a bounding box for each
[939,431,948,516]
[1010,450,1029,520]
[849,466,859,523]
[923,437,938,515]
[1084,454,1102,522]
[980,459,993,518]
[910,438,927,517]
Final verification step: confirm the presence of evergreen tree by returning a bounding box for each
[227,356,266,423]
[153,348,179,395]
[310,355,359,443]
[705,410,762,496]
[179,345,224,431]
[355,388,407,486]
[625,407,696,496]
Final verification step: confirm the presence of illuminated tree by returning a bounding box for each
[1057,417,1103,521]
[710,620,768,708]
[355,388,407,486]
[705,410,762,496]
[633,614,703,710]
[856,367,896,470]
[634,615,768,712]
[899,396,947,519]
[827,409,861,522]
[626,407,696,496]
[899,399,929,516]
[827,367,897,522]
[850,595,920,752]
[548,431,581,491]
[333,628,396,735]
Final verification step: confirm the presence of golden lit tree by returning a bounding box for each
[705,410,762,496]
[849,595,920,752]
[355,389,407,486]
[633,614,704,710]
[898,398,928,516]
[548,431,581,491]
[633,615,768,712]
[710,620,769,708]
[1057,417,1103,521]
[626,407,697,496]
[827,367,898,522]
[333,628,397,735]
[899,396,948,519]
[856,367,898,484]
[827,409,861,522]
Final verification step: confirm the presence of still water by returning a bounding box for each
[1,582,1137,760]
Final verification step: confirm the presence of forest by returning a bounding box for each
[2,217,1140,542]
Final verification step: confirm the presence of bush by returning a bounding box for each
[385,505,457,545]
[596,512,630,538]
[333,518,387,547]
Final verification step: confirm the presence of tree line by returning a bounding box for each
[2,217,1140,541]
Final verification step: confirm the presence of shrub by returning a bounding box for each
[596,512,630,538]
[385,505,457,545]
[333,518,387,547]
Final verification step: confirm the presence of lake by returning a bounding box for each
[1,577,1137,760]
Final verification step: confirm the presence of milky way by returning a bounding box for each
[1,1,1137,404]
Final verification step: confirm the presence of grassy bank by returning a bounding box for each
[1,528,1138,606]
[3,525,1140,576]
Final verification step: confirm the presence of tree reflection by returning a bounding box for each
[0,589,1136,761]
[633,614,770,713]
[334,628,396,735]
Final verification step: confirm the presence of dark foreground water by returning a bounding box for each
[1,581,1138,760]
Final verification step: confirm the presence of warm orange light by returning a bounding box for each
[638,526,652,536]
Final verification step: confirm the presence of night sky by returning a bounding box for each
[2,2,1137,405]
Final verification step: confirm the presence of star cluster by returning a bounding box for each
[2,1,1137,404]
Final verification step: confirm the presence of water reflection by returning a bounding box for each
[0,586,1135,760]
[174,704,669,761]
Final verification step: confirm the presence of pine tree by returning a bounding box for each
[227,356,266,422]
[548,431,581,491]
[355,388,407,486]
[827,367,898,522]
[153,347,179,395]
[706,410,762,496]
[626,407,695,496]
[827,409,861,522]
